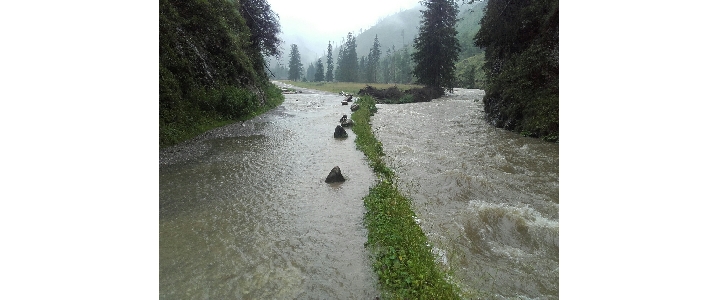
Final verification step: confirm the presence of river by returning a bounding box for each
[372,89,559,299]
[159,84,558,299]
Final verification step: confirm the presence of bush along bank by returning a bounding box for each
[358,85,444,104]
[351,96,462,299]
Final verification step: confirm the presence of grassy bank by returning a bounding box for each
[351,96,461,299]
[159,84,284,148]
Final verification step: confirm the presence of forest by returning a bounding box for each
[277,0,558,141]
[159,0,558,142]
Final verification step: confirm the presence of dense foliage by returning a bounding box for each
[412,0,461,92]
[159,0,284,147]
[475,0,559,141]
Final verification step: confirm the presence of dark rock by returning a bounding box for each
[325,166,346,183]
[341,101,348,105]
[350,104,359,111]
[340,119,354,127]
[334,125,348,138]
[339,114,348,122]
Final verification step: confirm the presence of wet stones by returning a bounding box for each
[350,104,359,112]
[341,119,354,127]
[325,166,346,183]
[334,125,348,138]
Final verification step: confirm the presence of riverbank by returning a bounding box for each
[350,96,462,299]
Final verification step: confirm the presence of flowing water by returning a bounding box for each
[159,83,379,299]
[372,89,559,299]
[160,84,558,299]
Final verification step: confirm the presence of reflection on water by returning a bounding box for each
[160,85,378,299]
[372,89,559,299]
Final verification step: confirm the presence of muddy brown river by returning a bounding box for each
[159,83,558,299]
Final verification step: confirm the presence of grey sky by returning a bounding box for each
[267,0,421,60]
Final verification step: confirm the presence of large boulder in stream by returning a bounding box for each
[325,166,346,183]
[334,125,348,138]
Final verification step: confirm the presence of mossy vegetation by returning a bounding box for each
[351,96,462,299]
[159,0,284,148]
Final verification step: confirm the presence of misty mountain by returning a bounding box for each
[352,7,422,59]
[349,1,486,62]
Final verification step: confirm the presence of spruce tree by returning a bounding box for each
[367,35,381,83]
[412,0,460,92]
[288,44,303,81]
[335,44,344,82]
[305,62,315,82]
[314,58,325,82]
[338,32,359,82]
[325,41,334,82]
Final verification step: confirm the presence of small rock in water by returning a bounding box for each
[350,104,360,112]
[325,166,346,183]
[339,114,348,122]
[341,119,354,127]
[334,125,348,138]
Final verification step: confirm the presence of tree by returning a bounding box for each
[367,35,381,83]
[335,44,344,81]
[325,41,334,82]
[412,0,460,92]
[314,58,325,82]
[305,62,315,82]
[474,0,559,140]
[238,0,281,58]
[288,44,303,81]
[337,32,358,82]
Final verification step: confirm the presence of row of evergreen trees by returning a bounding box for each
[286,34,416,85]
[284,0,558,140]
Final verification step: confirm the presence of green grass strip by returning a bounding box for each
[351,96,462,299]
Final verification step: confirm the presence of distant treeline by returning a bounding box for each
[159,0,284,147]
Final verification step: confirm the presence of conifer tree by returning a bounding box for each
[337,32,358,82]
[367,35,381,83]
[335,44,344,81]
[412,0,460,91]
[305,62,315,82]
[314,58,325,82]
[288,44,303,81]
[325,41,334,82]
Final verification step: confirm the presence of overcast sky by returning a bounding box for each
[267,0,421,59]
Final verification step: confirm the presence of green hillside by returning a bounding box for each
[159,0,284,147]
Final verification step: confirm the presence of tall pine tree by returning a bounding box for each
[337,32,358,82]
[288,44,303,81]
[314,58,325,82]
[367,35,381,83]
[412,0,460,92]
[325,41,334,82]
